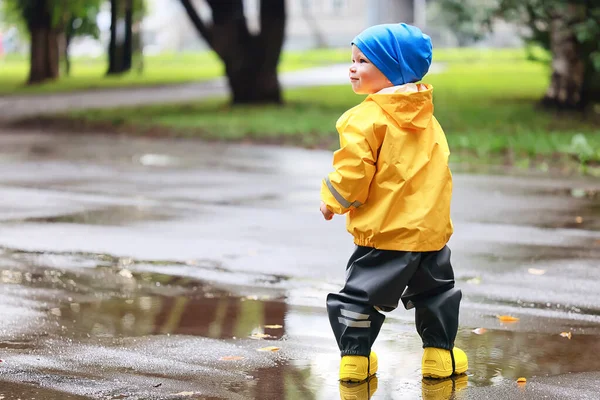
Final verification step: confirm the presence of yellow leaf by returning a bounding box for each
[497,315,520,322]
[575,216,583,224]
[517,377,527,384]
[257,346,280,352]
[527,268,546,275]
[250,333,274,340]
[220,356,244,361]
[472,327,487,335]
[264,325,283,329]
[560,332,572,339]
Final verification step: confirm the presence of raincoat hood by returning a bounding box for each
[368,83,433,130]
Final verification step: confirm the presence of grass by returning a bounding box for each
[0,49,350,95]
[0,47,545,95]
[10,47,600,171]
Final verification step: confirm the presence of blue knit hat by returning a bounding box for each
[352,23,432,86]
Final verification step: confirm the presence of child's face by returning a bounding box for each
[349,45,392,94]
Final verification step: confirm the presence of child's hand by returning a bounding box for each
[320,201,334,220]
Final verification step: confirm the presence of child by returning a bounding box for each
[320,23,468,382]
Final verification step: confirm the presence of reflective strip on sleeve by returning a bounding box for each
[338,317,371,328]
[340,309,370,320]
[325,177,362,209]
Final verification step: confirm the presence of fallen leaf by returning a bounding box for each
[153,383,162,388]
[257,346,280,352]
[220,356,245,361]
[575,216,583,224]
[250,333,274,340]
[264,325,283,329]
[528,268,546,275]
[517,377,527,384]
[560,332,572,339]
[472,328,487,335]
[497,315,520,322]
[466,277,481,285]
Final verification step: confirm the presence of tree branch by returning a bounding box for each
[179,0,213,48]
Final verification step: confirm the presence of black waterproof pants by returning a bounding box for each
[327,245,461,357]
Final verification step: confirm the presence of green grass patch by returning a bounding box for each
[37,50,600,170]
[0,47,547,95]
[0,48,347,95]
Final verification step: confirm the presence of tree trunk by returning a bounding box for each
[107,0,133,75]
[65,30,73,77]
[228,63,281,104]
[107,0,119,74]
[27,1,59,84]
[181,0,285,105]
[123,0,134,71]
[542,4,587,110]
[28,28,60,84]
[580,60,600,108]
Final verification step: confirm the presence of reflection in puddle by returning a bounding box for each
[57,292,287,340]
[456,328,600,386]
[339,375,380,400]
[421,376,468,400]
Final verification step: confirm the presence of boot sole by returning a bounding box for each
[422,362,467,379]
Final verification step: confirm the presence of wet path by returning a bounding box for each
[0,64,446,124]
[0,131,600,399]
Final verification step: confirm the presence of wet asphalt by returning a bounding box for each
[0,130,599,399]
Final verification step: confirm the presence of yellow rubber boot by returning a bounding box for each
[421,347,468,379]
[421,375,468,400]
[339,351,378,382]
[339,375,379,400]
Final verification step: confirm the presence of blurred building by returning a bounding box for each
[0,0,521,56]
[143,0,432,52]
[142,0,521,53]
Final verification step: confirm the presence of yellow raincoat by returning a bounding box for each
[321,83,453,251]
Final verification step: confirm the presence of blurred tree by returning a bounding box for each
[107,0,144,75]
[439,0,600,110]
[65,5,101,76]
[1,0,101,83]
[179,0,286,104]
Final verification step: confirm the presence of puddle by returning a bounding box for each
[0,249,288,341]
[3,248,600,399]
[455,328,600,386]
[0,340,36,350]
[17,205,173,226]
[55,292,287,340]
[0,381,91,400]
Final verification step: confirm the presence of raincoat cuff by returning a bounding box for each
[321,179,348,214]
